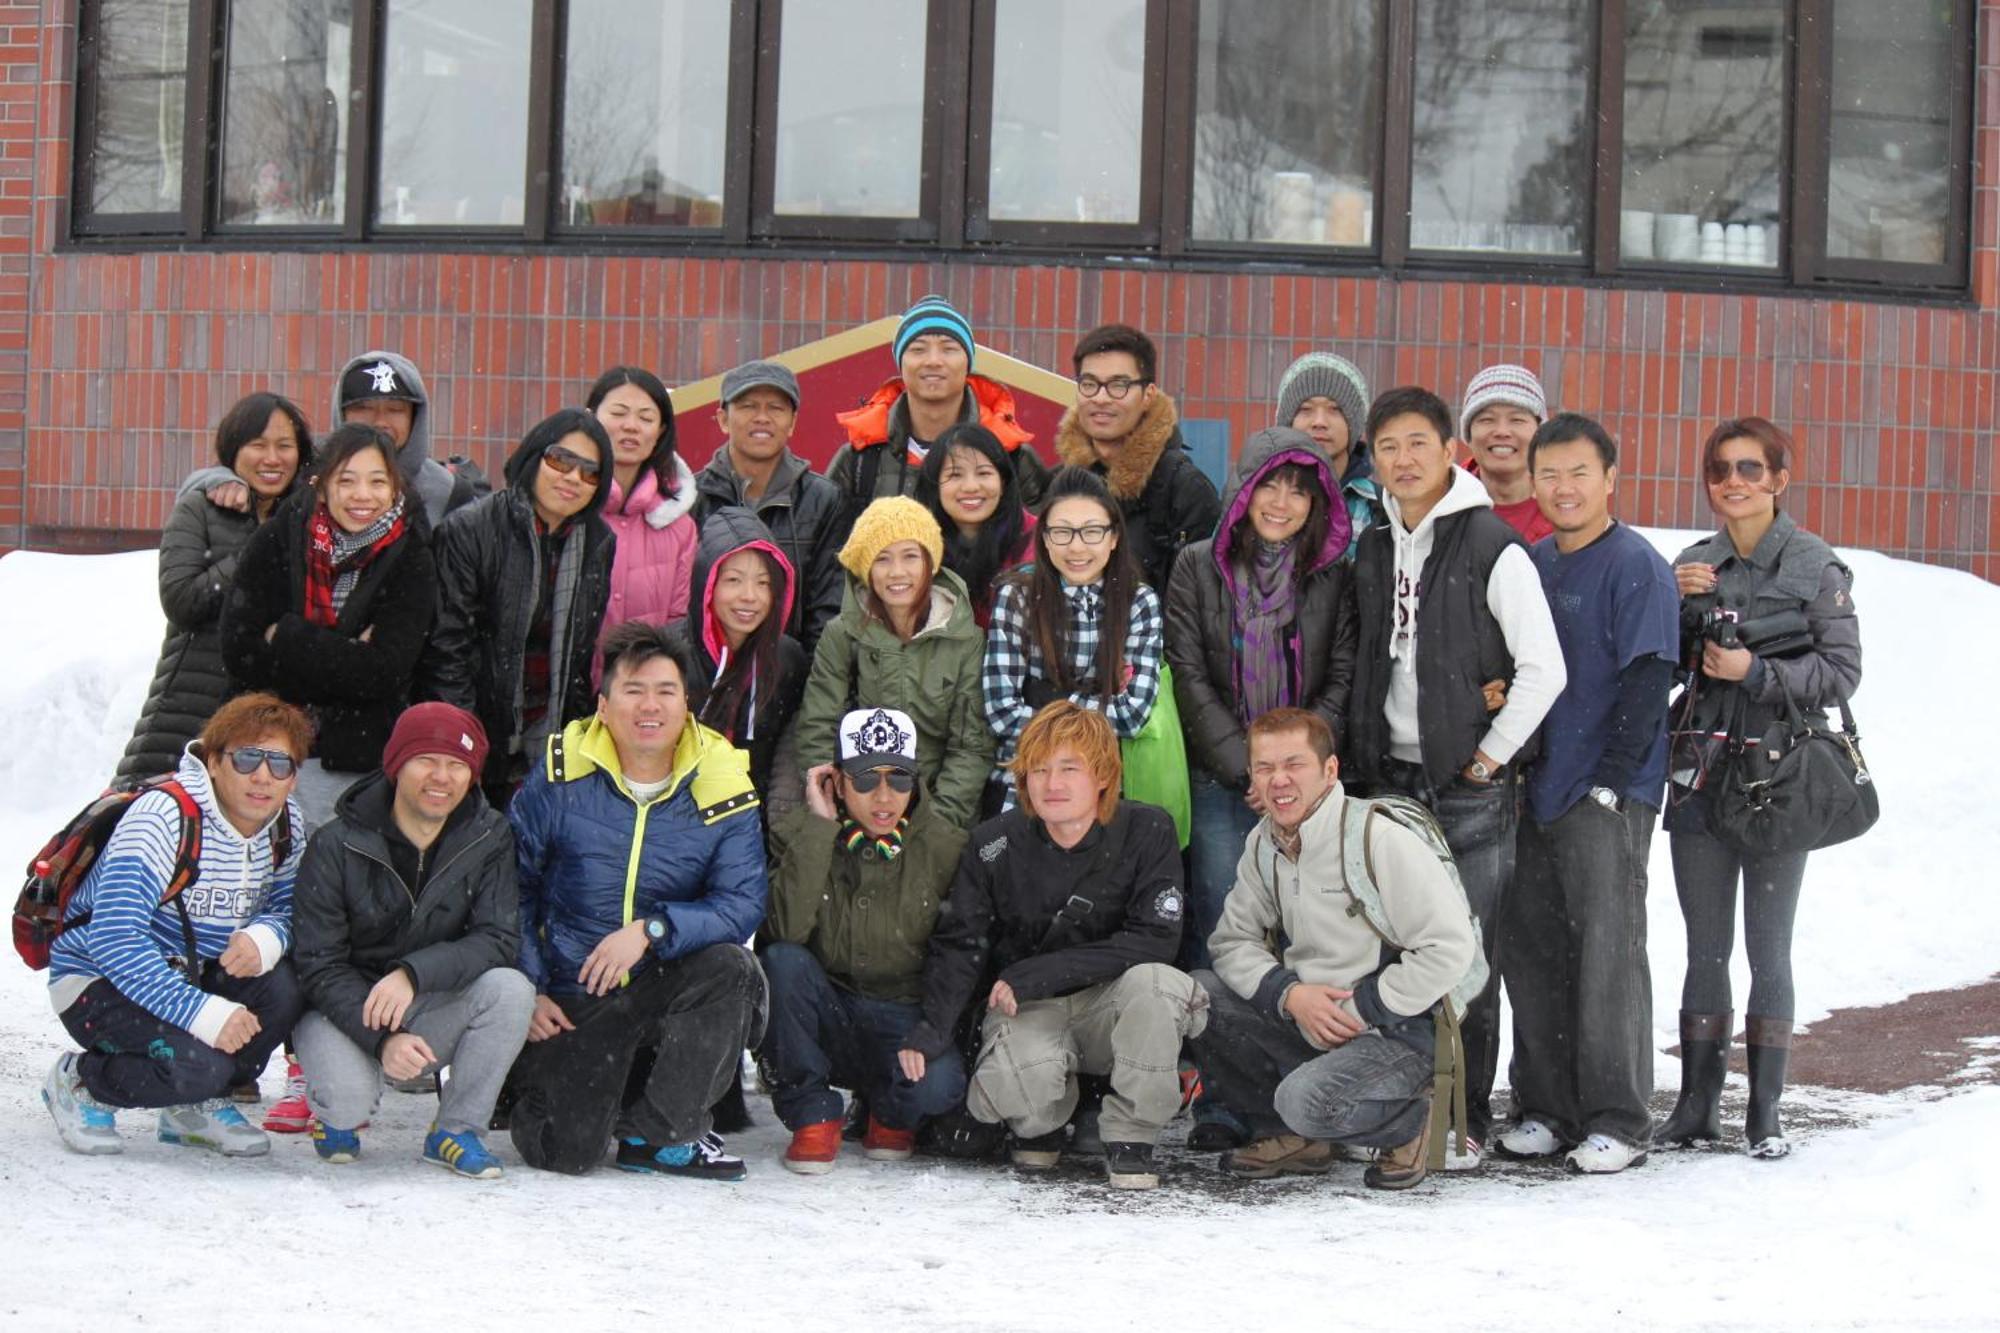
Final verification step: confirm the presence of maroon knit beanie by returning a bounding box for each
[382,702,489,781]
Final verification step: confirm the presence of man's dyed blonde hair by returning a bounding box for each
[1011,701,1122,825]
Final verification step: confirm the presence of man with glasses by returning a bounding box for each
[42,693,310,1158]
[759,707,970,1175]
[1055,323,1221,594]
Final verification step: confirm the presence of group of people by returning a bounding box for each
[40,293,1862,1192]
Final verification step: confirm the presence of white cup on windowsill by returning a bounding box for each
[1621,209,1655,259]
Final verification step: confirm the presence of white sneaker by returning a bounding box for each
[43,1053,121,1155]
[1746,1133,1791,1160]
[158,1100,270,1157]
[1495,1118,1564,1159]
[1442,1136,1483,1171]
[1565,1133,1647,1174]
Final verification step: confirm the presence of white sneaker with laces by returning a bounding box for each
[1496,1118,1564,1159]
[158,1100,270,1156]
[1565,1132,1647,1174]
[1442,1136,1483,1171]
[44,1053,121,1155]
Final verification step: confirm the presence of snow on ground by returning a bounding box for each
[0,539,1992,1331]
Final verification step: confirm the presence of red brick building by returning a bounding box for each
[5,2,1995,577]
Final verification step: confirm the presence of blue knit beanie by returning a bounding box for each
[893,294,975,371]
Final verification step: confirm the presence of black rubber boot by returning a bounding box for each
[1655,1010,1732,1146]
[1743,1015,1793,1159]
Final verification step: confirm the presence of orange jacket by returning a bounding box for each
[835,374,1034,453]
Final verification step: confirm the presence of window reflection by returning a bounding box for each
[988,0,1146,226]
[83,0,189,216]
[773,0,926,218]
[375,0,531,227]
[1826,0,1953,265]
[218,0,350,226]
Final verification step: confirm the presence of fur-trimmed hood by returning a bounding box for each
[1054,391,1182,501]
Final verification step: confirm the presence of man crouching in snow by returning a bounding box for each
[290,702,534,1178]
[43,693,308,1157]
[899,702,1207,1191]
[1188,708,1477,1190]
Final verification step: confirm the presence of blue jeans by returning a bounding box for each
[758,941,967,1132]
[1181,770,1263,972]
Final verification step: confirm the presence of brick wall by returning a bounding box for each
[5,2,1997,578]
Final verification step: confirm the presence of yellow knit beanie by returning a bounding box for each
[838,496,945,581]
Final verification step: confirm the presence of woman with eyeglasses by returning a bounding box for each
[1656,417,1861,1161]
[981,466,1163,808]
[419,408,615,809]
[795,496,996,830]
[119,393,316,782]
[588,367,698,666]
[913,422,1037,630]
[221,422,438,830]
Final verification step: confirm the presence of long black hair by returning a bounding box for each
[1002,465,1140,709]
[1228,459,1333,587]
[585,365,679,497]
[700,544,792,740]
[914,422,1027,611]
[502,407,614,527]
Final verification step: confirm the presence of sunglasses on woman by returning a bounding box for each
[1705,457,1769,485]
[848,769,916,794]
[225,746,297,779]
[542,445,603,484]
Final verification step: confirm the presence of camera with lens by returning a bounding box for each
[1700,606,1811,657]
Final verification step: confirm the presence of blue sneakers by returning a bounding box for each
[615,1132,747,1181]
[424,1125,503,1179]
[43,1053,120,1155]
[312,1121,362,1164]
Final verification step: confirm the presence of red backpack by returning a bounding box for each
[12,776,205,971]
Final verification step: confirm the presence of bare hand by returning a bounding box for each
[263,623,278,644]
[213,1006,261,1054]
[1701,642,1754,682]
[803,763,840,822]
[380,1031,437,1081]
[987,979,1018,1017]
[362,968,416,1031]
[1677,562,1718,597]
[218,931,263,978]
[1480,678,1508,713]
[207,480,251,513]
[898,1048,927,1082]
[527,994,574,1043]
[1243,786,1266,816]
[358,625,375,644]
[579,921,650,997]
[1284,983,1366,1048]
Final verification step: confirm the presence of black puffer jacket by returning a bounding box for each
[219,490,438,774]
[1054,391,1222,595]
[664,507,808,796]
[690,448,845,651]
[419,475,614,796]
[1165,427,1358,787]
[118,489,275,779]
[291,770,520,1056]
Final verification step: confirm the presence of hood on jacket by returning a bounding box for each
[837,562,981,645]
[687,507,799,664]
[501,415,614,529]
[552,711,757,814]
[1055,390,1182,500]
[333,351,433,485]
[1383,462,1493,540]
[837,374,1034,453]
[178,742,295,851]
[608,452,699,530]
[1212,426,1351,579]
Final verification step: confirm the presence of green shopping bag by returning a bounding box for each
[1121,661,1191,848]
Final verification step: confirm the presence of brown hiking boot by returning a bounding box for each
[1363,1100,1435,1191]
[1221,1133,1338,1179]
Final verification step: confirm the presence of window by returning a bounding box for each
[375,0,532,227]
[770,0,928,220]
[1409,0,1592,258]
[1190,0,1381,247]
[217,0,352,227]
[76,0,190,224]
[986,0,1147,226]
[1824,0,1956,267]
[1620,0,1785,269]
[560,0,732,229]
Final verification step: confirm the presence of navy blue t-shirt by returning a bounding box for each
[1528,522,1679,822]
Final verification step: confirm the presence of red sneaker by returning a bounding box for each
[262,1059,312,1134]
[783,1119,843,1175]
[862,1116,916,1162]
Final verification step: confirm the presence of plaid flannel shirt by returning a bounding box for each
[982,577,1164,784]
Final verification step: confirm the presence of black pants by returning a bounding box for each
[507,943,767,1175]
[1669,824,1808,1022]
[60,961,303,1110]
[1503,799,1656,1146]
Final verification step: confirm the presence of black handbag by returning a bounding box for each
[1711,682,1880,855]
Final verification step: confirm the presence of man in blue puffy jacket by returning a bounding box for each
[504,621,769,1178]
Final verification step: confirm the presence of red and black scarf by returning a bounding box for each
[303,499,407,628]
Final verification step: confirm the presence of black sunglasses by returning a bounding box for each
[226,746,297,779]
[543,444,603,484]
[1705,457,1769,485]
[848,769,916,794]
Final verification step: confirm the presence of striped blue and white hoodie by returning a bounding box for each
[48,746,301,1047]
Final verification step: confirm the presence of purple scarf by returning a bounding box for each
[1235,539,1298,722]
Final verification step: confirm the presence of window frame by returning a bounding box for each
[208,0,359,238]
[72,0,212,238]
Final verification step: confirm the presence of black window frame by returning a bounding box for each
[65,0,1983,303]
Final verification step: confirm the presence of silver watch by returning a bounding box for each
[1589,786,1622,812]
[1468,757,1496,782]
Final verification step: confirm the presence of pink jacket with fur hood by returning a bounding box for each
[600,453,699,632]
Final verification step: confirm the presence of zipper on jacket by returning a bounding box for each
[344,821,495,912]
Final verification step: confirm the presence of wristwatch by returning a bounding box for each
[1589,786,1622,812]
[643,916,668,942]
[1467,757,1496,783]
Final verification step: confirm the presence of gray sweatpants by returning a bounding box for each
[294,967,537,1136]
[966,962,1208,1145]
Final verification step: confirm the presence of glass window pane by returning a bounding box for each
[1410,0,1590,257]
[1825,0,1955,265]
[1620,0,1784,269]
[773,0,926,218]
[1192,0,1379,246]
[83,0,189,216]
[375,0,531,227]
[988,0,1146,226]
[561,0,731,228]
[218,0,351,226]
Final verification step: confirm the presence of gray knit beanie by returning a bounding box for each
[1275,352,1371,446]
